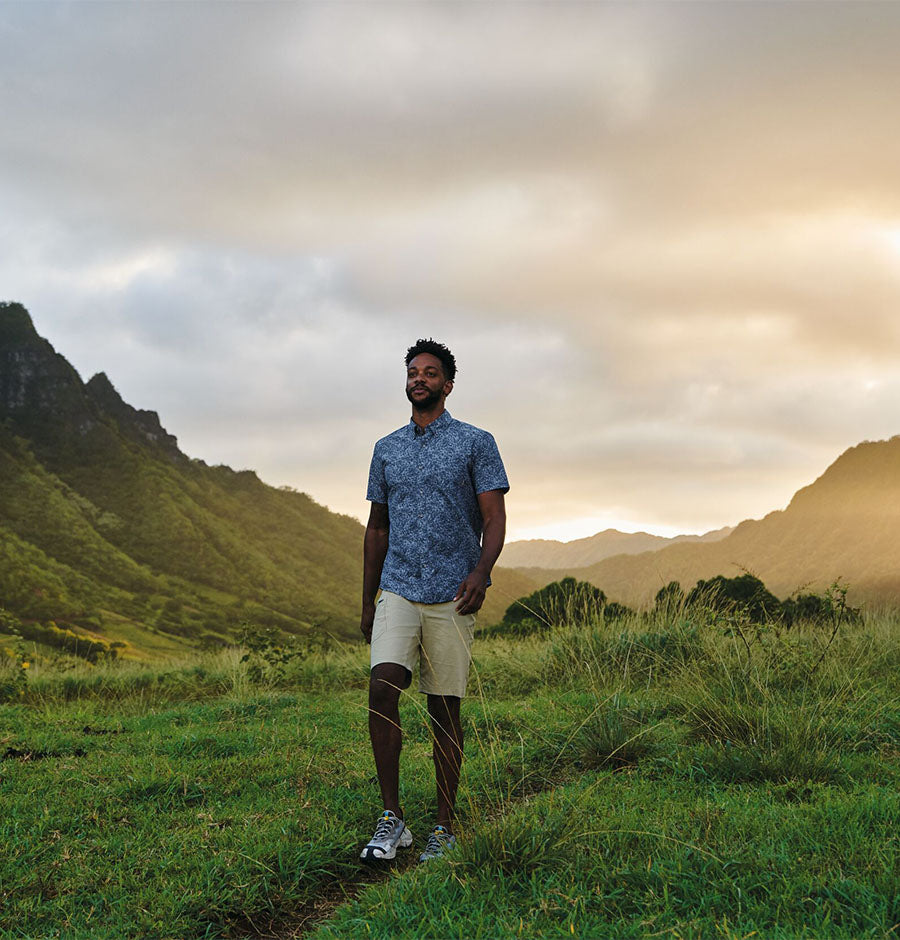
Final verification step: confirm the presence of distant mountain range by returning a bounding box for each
[515,437,900,608]
[503,526,733,570]
[0,302,533,657]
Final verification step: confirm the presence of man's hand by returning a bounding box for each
[360,601,375,644]
[454,569,489,615]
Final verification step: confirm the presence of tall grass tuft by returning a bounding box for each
[542,614,706,690]
[575,694,660,769]
[674,629,881,784]
[451,803,574,879]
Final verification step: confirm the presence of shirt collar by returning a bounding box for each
[408,409,453,437]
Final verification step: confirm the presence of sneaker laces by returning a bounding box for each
[424,825,451,851]
[373,811,399,839]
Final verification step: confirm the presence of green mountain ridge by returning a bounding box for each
[0,302,529,658]
[0,302,366,656]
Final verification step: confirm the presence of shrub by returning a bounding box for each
[653,581,685,618]
[504,578,606,629]
[0,606,22,634]
[783,584,862,629]
[237,624,305,684]
[686,573,781,624]
[489,578,612,638]
[602,601,633,622]
[15,620,116,662]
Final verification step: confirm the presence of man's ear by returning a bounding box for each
[444,379,454,397]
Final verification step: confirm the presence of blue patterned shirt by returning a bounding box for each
[366,410,509,604]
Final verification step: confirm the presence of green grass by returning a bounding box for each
[1,610,898,938]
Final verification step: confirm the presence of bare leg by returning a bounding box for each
[368,662,409,815]
[427,694,463,830]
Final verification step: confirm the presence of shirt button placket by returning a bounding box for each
[418,436,425,581]
[418,436,425,515]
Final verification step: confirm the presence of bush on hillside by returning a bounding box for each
[0,606,22,634]
[484,577,620,638]
[782,589,862,628]
[686,573,782,624]
[16,620,118,662]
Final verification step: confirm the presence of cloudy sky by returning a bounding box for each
[3,2,900,541]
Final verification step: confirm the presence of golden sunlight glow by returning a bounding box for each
[884,226,900,259]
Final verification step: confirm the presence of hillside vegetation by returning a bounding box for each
[0,302,371,654]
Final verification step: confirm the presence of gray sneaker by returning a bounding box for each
[418,825,456,862]
[360,810,413,862]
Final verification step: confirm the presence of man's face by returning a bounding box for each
[405,353,452,410]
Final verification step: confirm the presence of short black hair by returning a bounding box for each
[405,338,457,382]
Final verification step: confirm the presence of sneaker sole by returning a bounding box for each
[360,826,413,862]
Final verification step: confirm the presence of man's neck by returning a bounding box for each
[411,403,446,430]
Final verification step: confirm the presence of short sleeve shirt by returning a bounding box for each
[366,410,509,604]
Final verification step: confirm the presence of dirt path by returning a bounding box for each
[226,855,417,939]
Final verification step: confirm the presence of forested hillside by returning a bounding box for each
[0,302,367,655]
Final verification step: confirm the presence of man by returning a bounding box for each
[359,338,508,863]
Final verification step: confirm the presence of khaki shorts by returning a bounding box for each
[370,590,476,698]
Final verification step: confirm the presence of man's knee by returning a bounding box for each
[369,662,410,710]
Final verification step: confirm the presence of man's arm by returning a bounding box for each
[361,501,390,643]
[454,489,506,615]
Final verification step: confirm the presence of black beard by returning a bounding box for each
[406,385,443,411]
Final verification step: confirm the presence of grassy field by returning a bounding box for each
[2,607,898,938]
